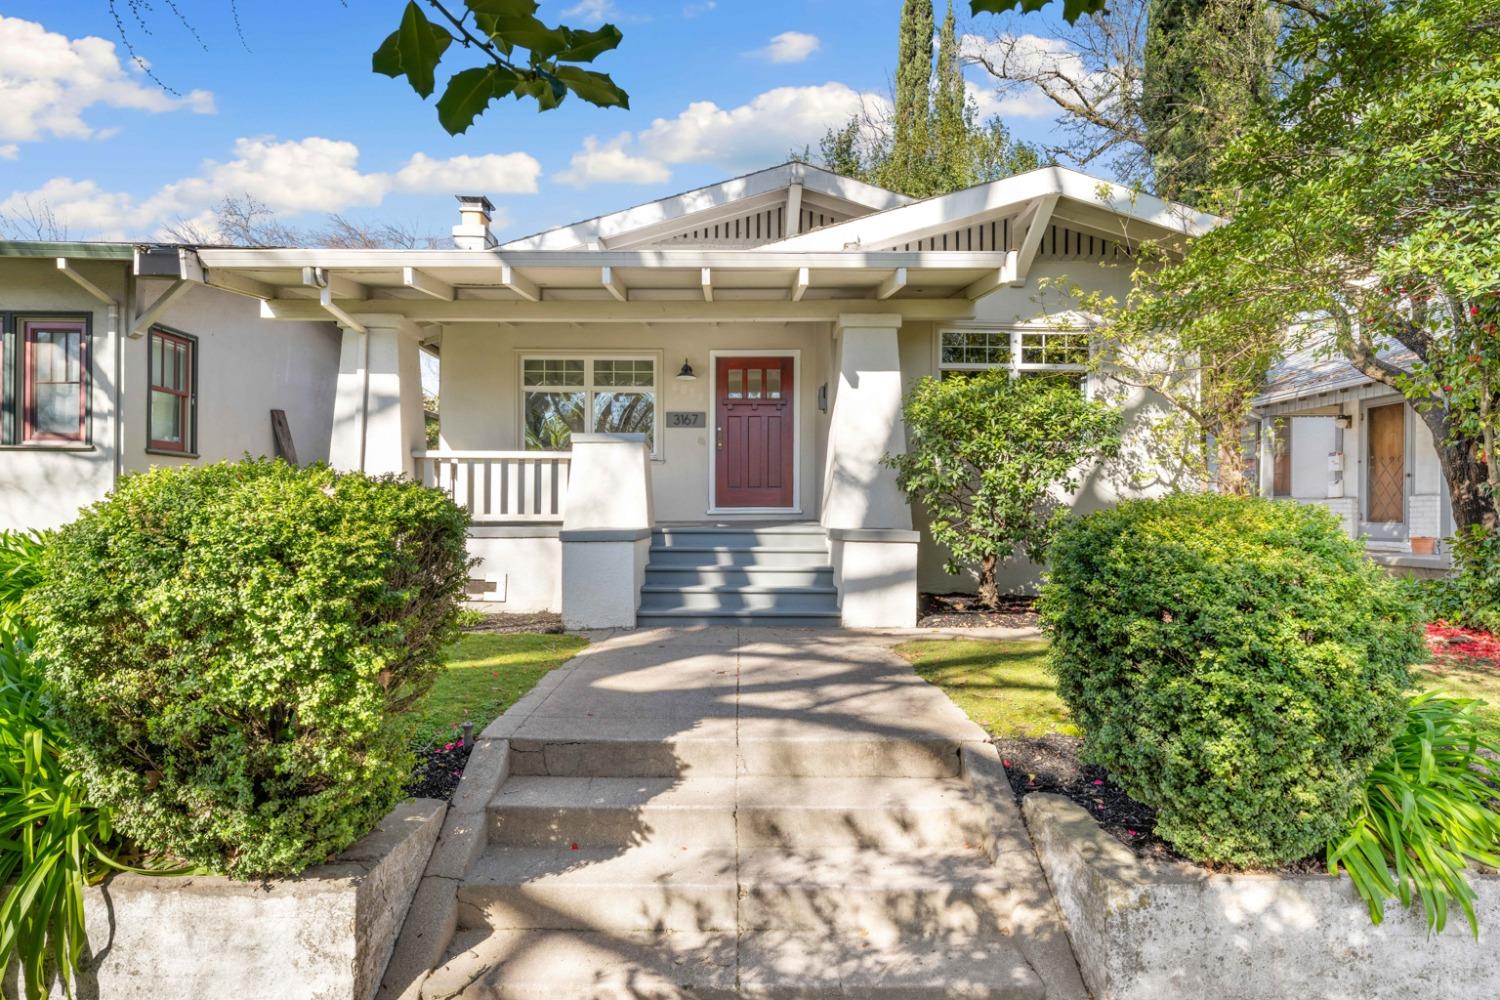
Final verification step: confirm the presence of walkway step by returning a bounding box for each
[487,775,990,850]
[507,733,964,778]
[423,928,1044,999]
[643,564,834,588]
[647,546,833,568]
[638,586,839,614]
[636,608,842,628]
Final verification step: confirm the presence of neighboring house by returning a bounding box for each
[0,162,1217,628]
[1251,343,1454,572]
[0,241,341,529]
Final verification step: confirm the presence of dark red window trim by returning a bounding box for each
[22,319,88,443]
[148,327,195,453]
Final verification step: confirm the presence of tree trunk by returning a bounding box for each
[1215,428,1252,495]
[978,553,1000,610]
[1416,406,1497,531]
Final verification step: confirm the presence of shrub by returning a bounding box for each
[889,371,1122,607]
[0,529,47,629]
[1329,692,1500,936]
[1422,524,1500,633]
[1039,493,1424,867]
[33,460,470,878]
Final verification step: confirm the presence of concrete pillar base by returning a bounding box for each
[830,528,919,628]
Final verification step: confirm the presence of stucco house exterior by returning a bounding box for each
[0,162,1217,628]
[0,240,341,530]
[1251,343,1456,573]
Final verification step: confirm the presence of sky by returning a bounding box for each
[0,1,1086,245]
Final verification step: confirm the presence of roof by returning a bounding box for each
[0,240,134,260]
[1253,339,1415,408]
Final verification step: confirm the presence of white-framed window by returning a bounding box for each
[520,354,658,453]
[937,328,1091,393]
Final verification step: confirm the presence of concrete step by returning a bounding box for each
[638,585,839,614]
[423,927,1044,999]
[646,546,833,568]
[636,608,842,628]
[653,524,828,550]
[457,844,1010,937]
[508,732,964,779]
[642,564,834,588]
[486,775,991,850]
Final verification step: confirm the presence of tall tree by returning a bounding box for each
[934,1,969,187]
[891,0,938,187]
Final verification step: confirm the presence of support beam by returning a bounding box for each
[875,267,907,300]
[318,286,367,334]
[962,250,1018,300]
[403,267,454,301]
[204,269,276,300]
[1011,194,1060,287]
[130,279,192,339]
[601,266,628,302]
[785,183,804,236]
[301,266,368,300]
[55,258,114,305]
[701,267,714,302]
[256,296,978,325]
[791,267,810,302]
[500,264,540,302]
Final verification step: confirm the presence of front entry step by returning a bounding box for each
[639,523,838,627]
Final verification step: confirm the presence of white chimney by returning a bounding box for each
[453,195,496,250]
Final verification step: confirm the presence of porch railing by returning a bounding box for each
[414,450,571,523]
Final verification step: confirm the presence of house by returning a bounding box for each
[1,162,1217,627]
[0,240,341,530]
[1251,342,1455,573]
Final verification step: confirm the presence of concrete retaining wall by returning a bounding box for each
[11,798,444,1000]
[1024,793,1500,1000]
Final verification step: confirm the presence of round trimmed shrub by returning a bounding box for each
[33,460,470,878]
[1039,494,1423,867]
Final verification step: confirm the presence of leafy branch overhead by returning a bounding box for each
[374,0,629,134]
[970,0,1109,24]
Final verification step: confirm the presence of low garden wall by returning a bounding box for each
[1025,793,1500,1000]
[25,798,444,1000]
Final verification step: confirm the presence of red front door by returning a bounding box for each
[715,356,794,508]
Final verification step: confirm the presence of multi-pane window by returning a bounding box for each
[149,328,196,453]
[939,329,1090,392]
[22,319,89,442]
[522,356,657,452]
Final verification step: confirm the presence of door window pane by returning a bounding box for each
[766,368,782,399]
[728,369,743,398]
[524,391,586,449]
[747,369,762,399]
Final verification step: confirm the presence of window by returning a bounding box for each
[149,327,196,453]
[21,319,89,443]
[938,328,1090,391]
[522,356,657,452]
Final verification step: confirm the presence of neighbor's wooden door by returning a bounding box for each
[715,356,794,508]
[1367,403,1405,523]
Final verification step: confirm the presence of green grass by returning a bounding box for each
[895,638,1076,738]
[406,632,588,748]
[1413,660,1500,738]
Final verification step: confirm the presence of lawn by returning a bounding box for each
[407,631,588,748]
[895,637,1076,738]
[1413,660,1500,737]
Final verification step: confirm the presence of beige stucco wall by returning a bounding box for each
[0,259,340,533]
[438,321,832,522]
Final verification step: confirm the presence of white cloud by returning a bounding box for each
[0,145,17,160]
[683,1,716,17]
[750,31,821,64]
[0,16,213,148]
[556,134,672,187]
[0,136,541,240]
[563,0,637,25]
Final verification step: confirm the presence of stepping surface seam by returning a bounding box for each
[417,628,1086,999]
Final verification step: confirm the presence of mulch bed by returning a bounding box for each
[406,738,474,801]
[918,593,1038,629]
[1426,621,1500,670]
[996,733,1323,873]
[462,611,564,635]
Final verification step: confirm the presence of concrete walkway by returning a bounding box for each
[397,627,1088,999]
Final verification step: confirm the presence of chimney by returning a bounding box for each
[453,195,496,250]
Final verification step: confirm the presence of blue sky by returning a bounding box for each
[0,2,1082,244]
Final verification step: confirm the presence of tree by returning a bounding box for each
[107,1,629,133]
[889,372,1123,607]
[1113,0,1500,528]
[972,0,1111,21]
[892,0,937,187]
[162,194,450,249]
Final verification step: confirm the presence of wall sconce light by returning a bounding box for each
[675,358,697,381]
[1335,414,1353,429]
[818,383,828,413]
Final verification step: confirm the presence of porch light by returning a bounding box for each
[676,359,697,381]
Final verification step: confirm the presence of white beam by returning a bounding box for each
[1011,194,1060,286]
[602,266,628,302]
[875,267,907,300]
[204,269,276,300]
[785,183,804,236]
[257,297,978,325]
[130,279,192,339]
[499,264,540,302]
[962,250,1019,300]
[701,267,714,302]
[55,258,114,305]
[301,266,368,300]
[403,266,454,301]
[791,267,810,302]
[318,286,367,334]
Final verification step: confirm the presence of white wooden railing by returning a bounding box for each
[414,450,571,523]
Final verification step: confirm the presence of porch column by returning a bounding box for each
[560,434,655,629]
[822,313,919,628]
[327,318,425,478]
